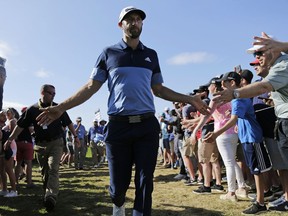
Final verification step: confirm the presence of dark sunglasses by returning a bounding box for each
[253,51,264,57]
[45,91,56,96]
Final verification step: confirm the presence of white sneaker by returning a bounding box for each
[235,188,248,199]
[220,193,238,202]
[113,204,125,216]
[4,190,18,198]
[0,190,8,196]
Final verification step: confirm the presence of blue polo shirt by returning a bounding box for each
[90,40,163,115]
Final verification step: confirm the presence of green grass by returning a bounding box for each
[0,151,286,216]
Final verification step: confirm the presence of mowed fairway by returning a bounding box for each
[0,149,286,216]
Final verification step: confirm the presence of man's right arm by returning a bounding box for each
[58,79,103,111]
[37,79,103,126]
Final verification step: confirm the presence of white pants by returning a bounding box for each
[216,133,245,192]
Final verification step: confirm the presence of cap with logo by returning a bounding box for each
[204,75,223,87]
[194,85,209,93]
[220,72,242,86]
[118,6,146,24]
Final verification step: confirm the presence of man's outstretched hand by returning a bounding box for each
[36,105,64,126]
[190,93,211,115]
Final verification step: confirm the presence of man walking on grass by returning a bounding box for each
[36,6,210,216]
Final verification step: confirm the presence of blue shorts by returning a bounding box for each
[241,142,272,175]
[162,138,170,149]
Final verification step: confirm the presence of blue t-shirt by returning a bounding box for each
[94,126,104,142]
[90,39,163,115]
[73,124,86,139]
[88,126,103,142]
[231,98,263,143]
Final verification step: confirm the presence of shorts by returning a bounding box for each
[241,142,272,175]
[181,137,196,157]
[198,139,219,163]
[16,141,34,161]
[67,144,74,155]
[169,140,174,154]
[276,118,288,168]
[162,138,170,149]
[264,137,287,170]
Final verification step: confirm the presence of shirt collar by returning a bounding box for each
[118,39,144,51]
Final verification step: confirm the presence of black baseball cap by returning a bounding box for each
[241,69,254,84]
[220,71,242,86]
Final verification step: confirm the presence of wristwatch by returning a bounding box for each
[233,89,240,99]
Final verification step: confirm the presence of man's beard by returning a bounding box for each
[127,27,142,39]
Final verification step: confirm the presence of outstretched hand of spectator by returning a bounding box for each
[253,32,284,54]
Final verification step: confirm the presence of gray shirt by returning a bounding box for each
[265,55,288,118]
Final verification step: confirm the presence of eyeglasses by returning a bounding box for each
[253,51,264,57]
[45,91,56,96]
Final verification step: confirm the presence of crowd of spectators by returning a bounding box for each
[1,32,288,215]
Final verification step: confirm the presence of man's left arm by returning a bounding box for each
[151,83,210,115]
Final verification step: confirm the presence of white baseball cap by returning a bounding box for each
[247,41,263,54]
[118,6,146,24]
[247,35,275,54]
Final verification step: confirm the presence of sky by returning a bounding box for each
[1,0,288,128]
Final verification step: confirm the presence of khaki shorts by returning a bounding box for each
[181,137,197,157]
[198,139,219,163]
[169,140,175,154]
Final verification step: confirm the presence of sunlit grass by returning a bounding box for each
[0,149,285,216]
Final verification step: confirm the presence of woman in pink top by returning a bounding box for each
[191,77,246,201]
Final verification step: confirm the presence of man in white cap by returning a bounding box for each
[213,33,288,213]
[36,6,210,216]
